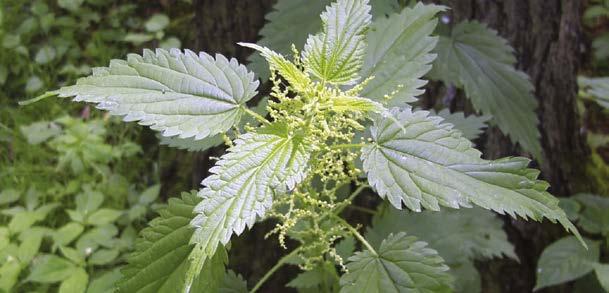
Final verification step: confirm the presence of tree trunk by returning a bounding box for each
[437,1,594,292]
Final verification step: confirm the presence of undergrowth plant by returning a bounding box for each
[0,116,159,292]
[35,0,584,292]
[533,194,609,292]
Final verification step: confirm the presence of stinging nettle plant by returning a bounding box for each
[38,0,584,292]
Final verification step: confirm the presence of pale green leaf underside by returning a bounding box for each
[430,109,491,140]
[189,124,309,273]
[429,21,542,158]
[361,108,580,240]
[117,191,226,293]
[366,207,516,264]
[159,135,223,152]
[302,0,372,85]
[578,76,609,109]
[55,48,259,140]
[340,232,453,293]
[534,236,599,291]
[360,3,444,106]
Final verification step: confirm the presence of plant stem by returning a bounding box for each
[329,143,366,150]
[334,216,378,256]
[335,184,369,216]
[250,247,300,293]
[347,205,377,215]
[244,108,271,126]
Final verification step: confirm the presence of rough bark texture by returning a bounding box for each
[439,1,590,292]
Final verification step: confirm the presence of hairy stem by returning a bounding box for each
[244,108,271,126]
[250,247,301,293]
[334,216,378,256]
[329,143,366,150]
[334,184,369,215]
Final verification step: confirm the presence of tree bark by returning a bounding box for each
[438,1,592,292]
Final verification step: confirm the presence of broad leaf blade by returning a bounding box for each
[361,108,580,241]
[117,192,227,293]
[430,21,542,158]
[360,3,445,105]
[302,0,372,85]
[430,109,491,140]
[366,207,516,264]
[534,236,599,291]
[340,232,453,292]
[54,48,259,141]
[188,123,310,280]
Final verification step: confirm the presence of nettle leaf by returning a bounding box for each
[248,0,397,80]
[219,270,248,293]
[335,236,356,261]
[360,3,444,106]
[239,43,311,92]
[287,262,339,291]
[361,108,580,240]
[578,76,609,109]
[158,96,269,153]
[53,48,259,141]
[117,191,227,293]
[534,236,600,291]
[572,193,609,235]
[302,0,372,85]
[369,0,399,18]
[189,123,310,283]
[340,232,453,292]
[430,109,491,140]
[365,207,516,264]
[159,134,224,152]
[430,21,542,158]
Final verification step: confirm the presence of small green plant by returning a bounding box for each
[535,194,609,291]
[0,116,159,292]
[37,0,583,291]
